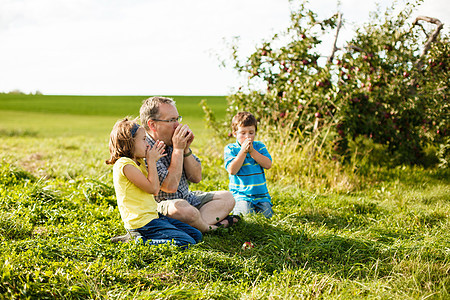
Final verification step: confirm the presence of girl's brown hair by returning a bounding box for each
[105,117,140,165]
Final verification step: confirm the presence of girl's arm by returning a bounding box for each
[123,163,160,195]
[123,140,167,195]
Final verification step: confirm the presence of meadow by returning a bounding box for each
[0,94,449,299]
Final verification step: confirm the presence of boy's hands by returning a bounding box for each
[240,137,254,154]
[146,140,167,162]
[228,138,254,175]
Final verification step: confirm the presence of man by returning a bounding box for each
[139,96,238,233]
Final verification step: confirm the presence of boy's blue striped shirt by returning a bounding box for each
[224,140,272,203]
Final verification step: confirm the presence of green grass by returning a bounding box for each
[0,94,228,118]
[0,94,449,299]
[0,94,228,147]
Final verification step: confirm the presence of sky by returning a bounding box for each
[1,0,448,96]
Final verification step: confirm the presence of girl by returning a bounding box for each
[106,117,202,248]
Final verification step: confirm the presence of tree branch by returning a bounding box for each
[346,45,365,53]
[408,16,444,92]
[327,12,343,65]
[412,16,443,69]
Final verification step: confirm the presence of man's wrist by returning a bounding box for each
[184,148,192,157]
[173,148,184,157]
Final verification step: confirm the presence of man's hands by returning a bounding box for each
[160,123,202,193]
[172,124,195,152]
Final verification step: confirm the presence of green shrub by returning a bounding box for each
[218,0,449,166]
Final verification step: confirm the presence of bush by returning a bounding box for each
[215,0,449,166]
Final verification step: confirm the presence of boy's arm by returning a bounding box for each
[227,148,247,175]
[249,143,272,169]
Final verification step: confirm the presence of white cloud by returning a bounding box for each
[0,0,448,95]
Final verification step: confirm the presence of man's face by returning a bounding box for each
[149,103,180,146]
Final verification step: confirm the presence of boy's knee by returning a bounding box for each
[262,208,273,218]
[258,202,273,218]
[233,200,253,215]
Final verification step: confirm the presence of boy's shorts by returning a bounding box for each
[156,191,216,215]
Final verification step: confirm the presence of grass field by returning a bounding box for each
[0,94,228,118]
[0,94,449,299]
[0,93,227,147]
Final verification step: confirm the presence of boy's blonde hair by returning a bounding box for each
[105,117,140,165]
[231,112,258,133]
[140,96,176,131]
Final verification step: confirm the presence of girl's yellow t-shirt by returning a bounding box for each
[113,157,158,229]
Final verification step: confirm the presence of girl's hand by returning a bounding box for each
[146,140,167,162]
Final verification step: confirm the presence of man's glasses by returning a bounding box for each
[151,116,183,123]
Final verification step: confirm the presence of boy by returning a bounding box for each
[224,112,273,218]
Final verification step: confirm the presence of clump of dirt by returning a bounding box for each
[20,153,49,179]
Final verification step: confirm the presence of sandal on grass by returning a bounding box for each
[215,215,241,228]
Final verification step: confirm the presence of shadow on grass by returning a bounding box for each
[0,128,38,137]
[369,166,450,187]
[294,202,381,230]
[202,216,396,280]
